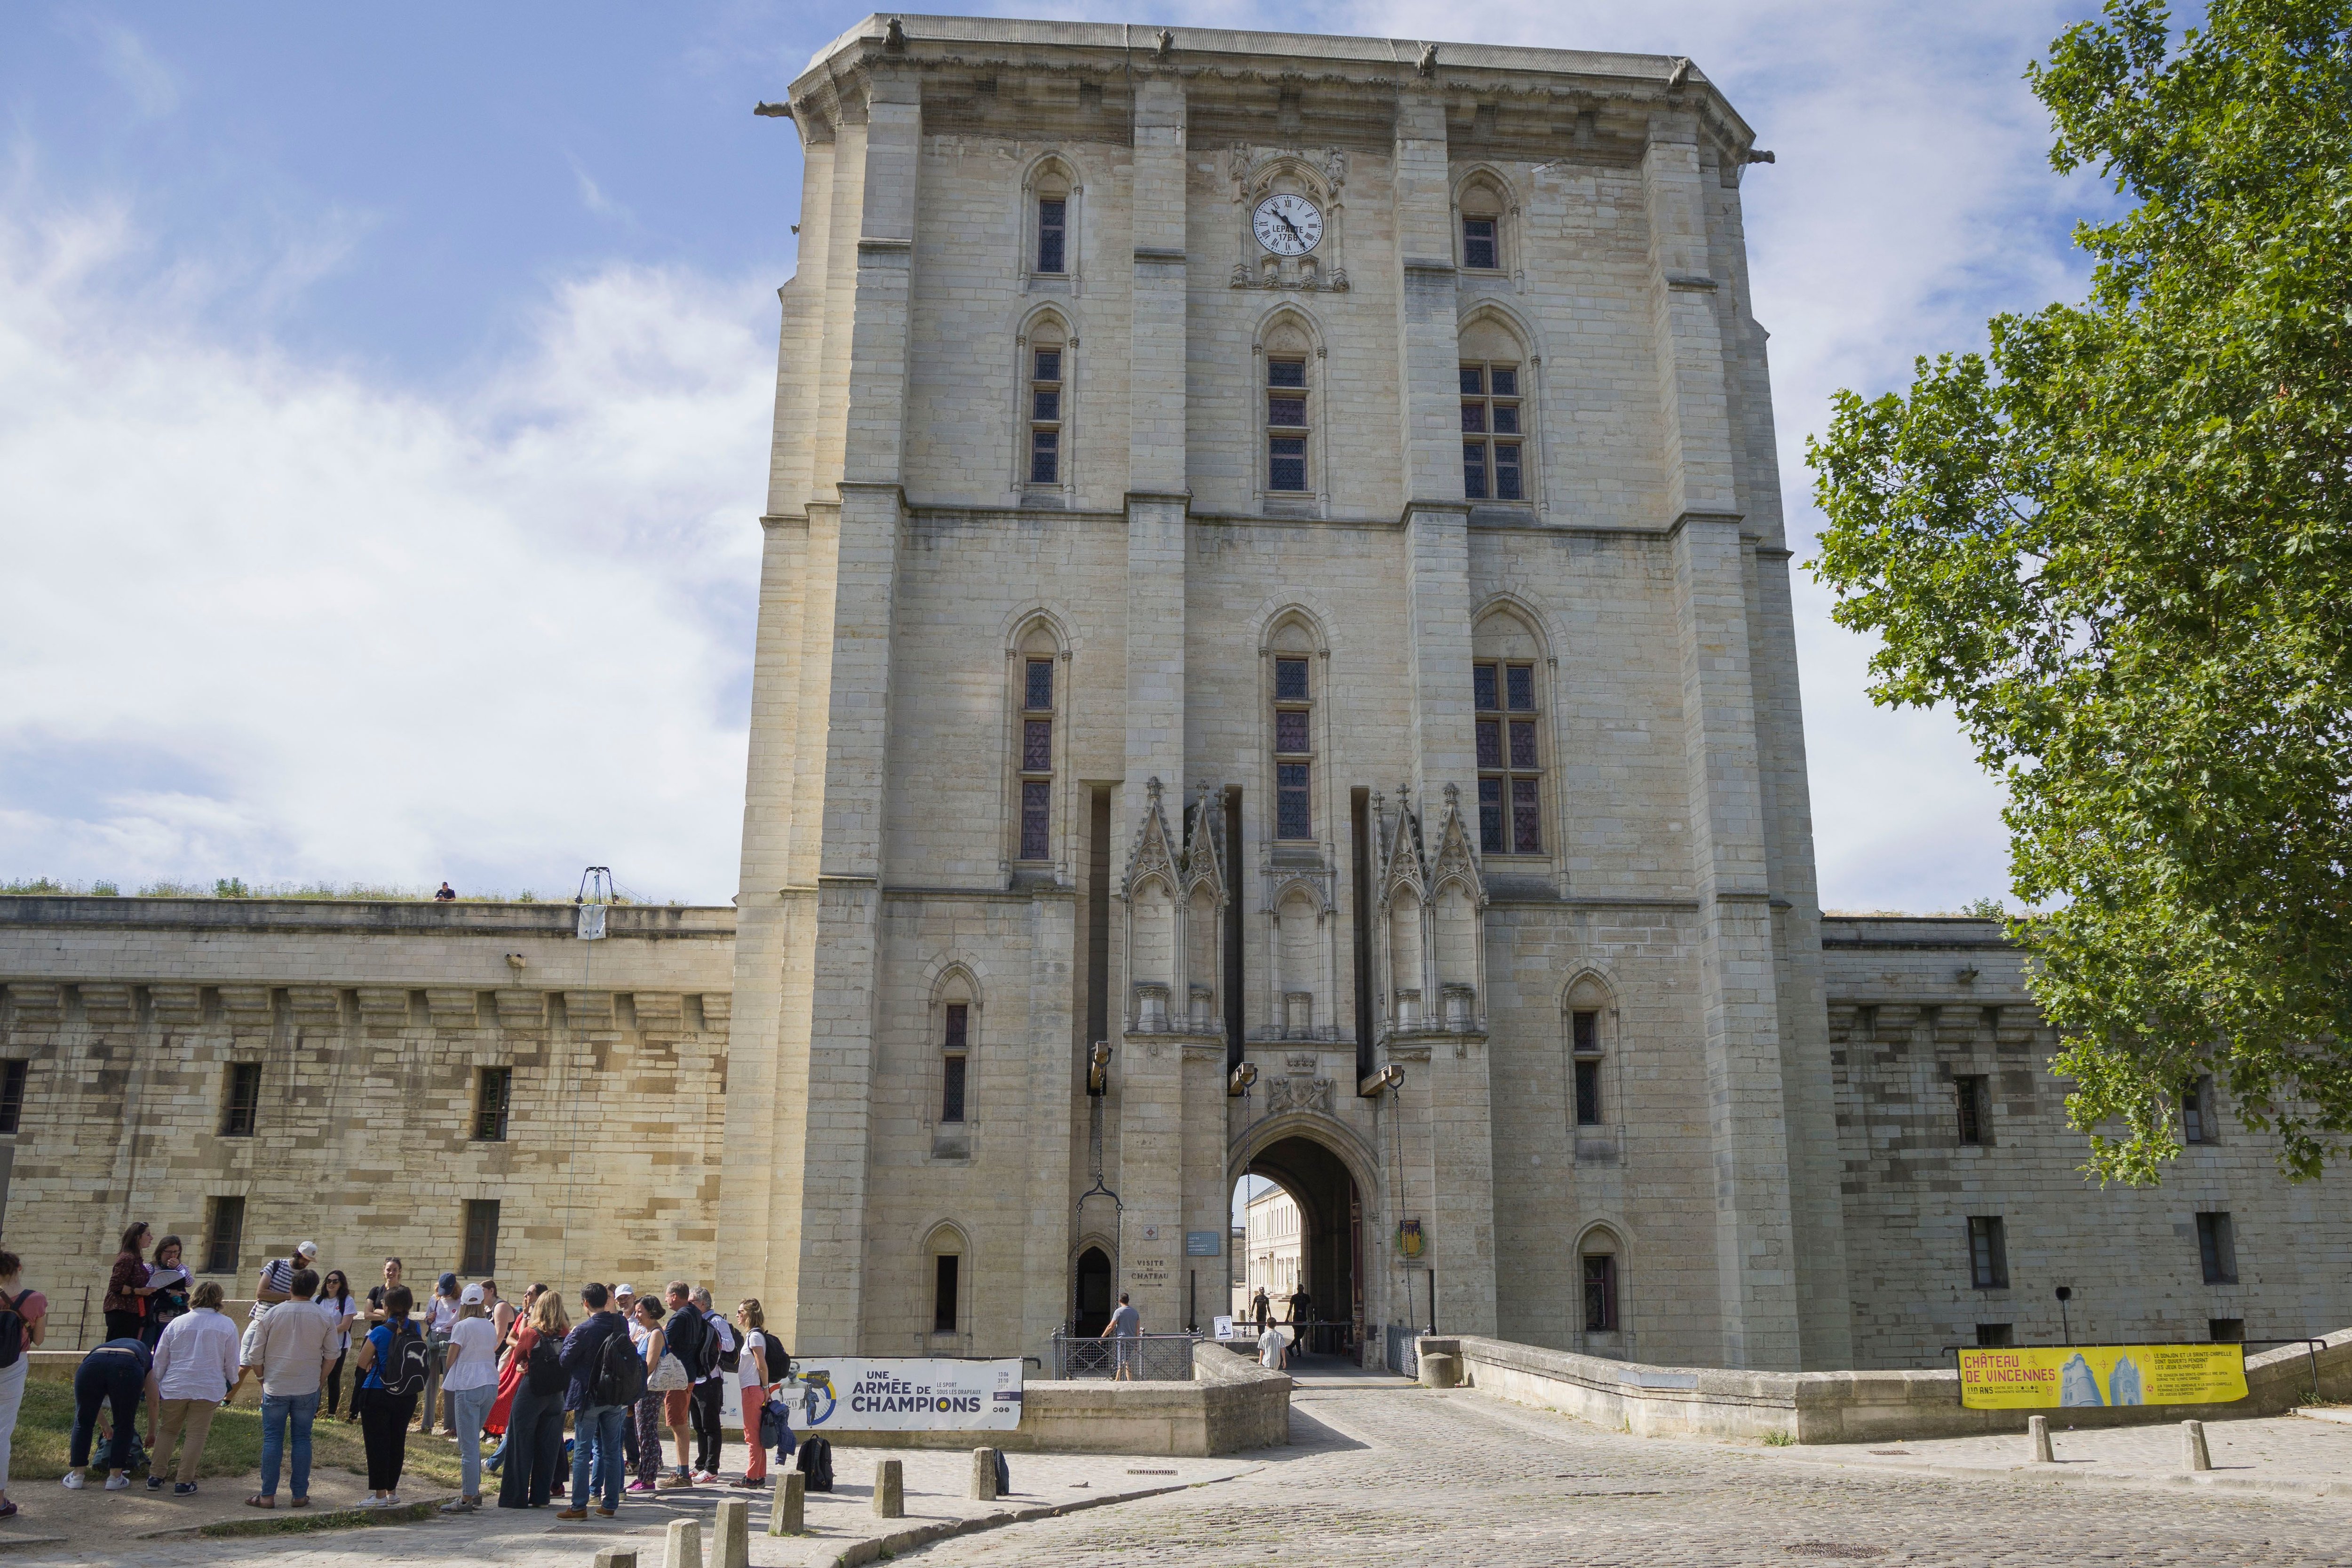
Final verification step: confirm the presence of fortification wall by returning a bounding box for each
[0,897,736,1348]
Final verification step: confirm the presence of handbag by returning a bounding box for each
[648,1351,690,1392]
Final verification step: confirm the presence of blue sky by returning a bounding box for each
[0,1,2111,908]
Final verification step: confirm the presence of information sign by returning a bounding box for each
[1955,1344,2246,1410]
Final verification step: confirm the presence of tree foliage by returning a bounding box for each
[1808,0,2352,1181]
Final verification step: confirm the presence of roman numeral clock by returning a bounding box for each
[1252,193,1323,255]
[1228,148,1350,292]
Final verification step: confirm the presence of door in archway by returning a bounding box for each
[1073,1246,1112,1337]
[1238,1134,1362,1358]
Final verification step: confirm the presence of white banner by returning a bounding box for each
[753,1358,1023,1433]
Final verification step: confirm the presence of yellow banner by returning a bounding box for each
[1956,1344,2247,1410]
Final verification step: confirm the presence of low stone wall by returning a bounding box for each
[1423,1330,2352,1444]
[824,1342,1290,1457]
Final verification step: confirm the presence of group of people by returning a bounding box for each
[0,1225,802,1525]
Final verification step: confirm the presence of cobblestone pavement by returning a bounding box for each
[0,1438,1251,1568]
[901,1387,2352,1567]
[1783,1411,2352,1491]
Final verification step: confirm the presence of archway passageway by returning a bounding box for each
[1073,1245,1112,1338]
[1231,1133,1362,1360]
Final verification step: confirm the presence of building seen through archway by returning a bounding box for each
[1232,1135,1362,1358]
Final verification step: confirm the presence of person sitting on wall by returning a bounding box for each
[434,883,458,901]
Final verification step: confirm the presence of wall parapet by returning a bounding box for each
[0,895,736,939]
[1421,1331,2352,1444]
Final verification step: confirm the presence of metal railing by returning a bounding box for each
[1051,1329,1201,1380]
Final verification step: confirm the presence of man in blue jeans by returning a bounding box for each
[240,1266,337,1509]
[556,1282,630,1520]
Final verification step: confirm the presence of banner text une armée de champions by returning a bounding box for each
[764,1358,1024,1432]
[1956,1345,2246,1410]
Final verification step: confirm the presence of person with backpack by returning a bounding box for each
[0,1250,50,1519]
[659,1281,707,1487]
[625,1297,675,1493]
[495,1291,568,1510]
[142,1237,191,1350]
[729,1299,774,1489]
[689,1286,734,1483]
[350,1284,426,1507]
[437,1285,501,1513]
[555,1282,634,1520]
[150,1280,238,1494]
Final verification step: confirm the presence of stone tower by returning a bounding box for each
[724,14,1851,1371]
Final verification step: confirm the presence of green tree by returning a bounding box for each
[1808,0,2352,1182]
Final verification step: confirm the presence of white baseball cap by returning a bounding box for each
[295,1241,318,1258]
[615,1282,635,1296]
[460,1284,485,1305]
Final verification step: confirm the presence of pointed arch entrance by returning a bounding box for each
[1230,1115,1376,1361]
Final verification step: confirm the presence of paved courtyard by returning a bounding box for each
[5,1381,2346,1566]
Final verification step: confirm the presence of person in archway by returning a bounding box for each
[1287,1287,1313,1356]
[1251,1288,1271,1335]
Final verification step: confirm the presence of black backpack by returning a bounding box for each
[993,1449,1010,1497]
[797,1435,833,1492]
[525,1331,566,1396]
[379,1321,430,1398]
[669,1310,713,1379]
[715,1317,741,1375]
[0,1289,24,1371]
[593,1322,648,1407]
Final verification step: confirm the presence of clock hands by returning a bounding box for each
[1275,210,1305,245]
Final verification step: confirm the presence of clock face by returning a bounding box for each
[1252,194,1324,256]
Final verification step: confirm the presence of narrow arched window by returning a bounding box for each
[1027,321,1066,487]
[1460,361,1523,501]
[1572,1006,1602,1125]
[941,1001,969,1123]
[1273,651,1312,840]
[1018,638,1055,860]
[1033,167,1072,275]
[1267,356,1309,492]
[1459,180,1505,271]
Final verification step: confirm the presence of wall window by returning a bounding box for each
[2196,1212,2237,1284]
[474,1067,512,1141]
[1955,1075,1988,1146]
[1975,1323,2014,1348]
[1461,364,1524,501]
[1581,1253,1618,1331]
[1473,660,1541,853]
[941,1003,969,1124]
[1462,215,1498,271]
[221,1061,262,1138]
[1020,654,1054,860]
[1267,357,1309,492]
[933,1253,960,1334]
[2209,1318,2244,1343]
[1273,655,1312,839]
[2181,1075,2214,1144]
[1028,342,1065,484]
[1967,1216,2010,1289]
[1572,1009,1602,1126]
[203,1195,246,1275]
[1037,196,1068,273]
[0,1059,24,1134]
[461,1199,500,1275]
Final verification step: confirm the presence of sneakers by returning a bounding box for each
[439,1497,479,1515]
[730,1476,764,1489]
[385,1493,402,1508]
[173,1482,198,1495]
[626,1480,654,1494]
[61,1472,85,1490]
[555,1507,589,1521]
[146,1476,165,1491]
[104,1475,130,1491]
[693,1470,720,1485]
[595,1506,617,1518]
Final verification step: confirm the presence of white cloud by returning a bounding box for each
[66,14,181,119]
[0,198,771,901]
[572,161,637,226]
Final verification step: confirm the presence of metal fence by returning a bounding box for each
[1385,1323,1420,1379]
[1051,1329,1202,1380]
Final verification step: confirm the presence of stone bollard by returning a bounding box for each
[594,1550,641,1568]
[711,1497,751,1568]
[661,1518,702,1568]
[768,1470,806,1537]
[970,1446,1000,1502]
[2027,1414,2054,1463]
[2182,1419,2212,1472]
[874,1458,905,1518]
[1419,1353,1459,1390]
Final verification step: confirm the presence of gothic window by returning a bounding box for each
[1017,633,1056,861]
[1267,356,1309,492]
[1038,197,1067,273]
[1461,363,1524,501]
[1581,1252,1618,1331]
[941,1002,969,1123]
[925,1226,967,1335]
[1273,654,1311,840]
[1572,1008,1602,1126]
[1028,164,1074,278]
[1026,319,1068,488]
[1474,658,1541,853]
[1458,177,1507,272]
